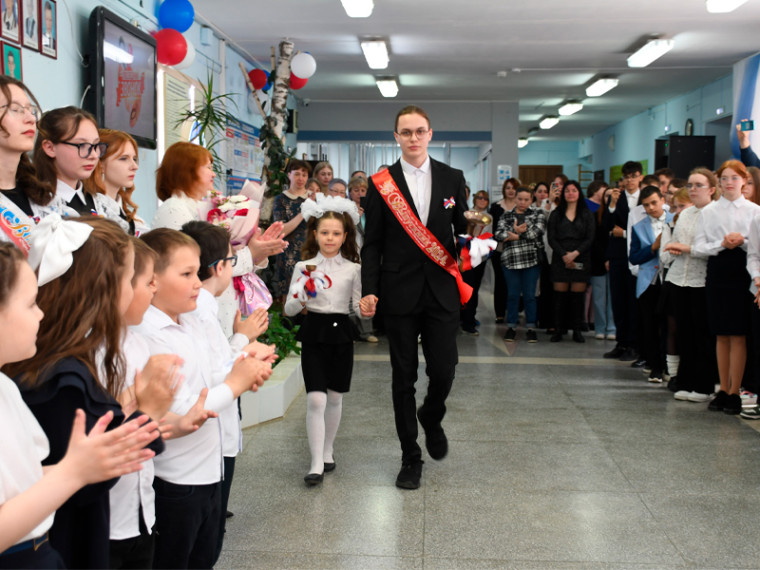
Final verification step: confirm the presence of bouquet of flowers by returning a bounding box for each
[198,180,272,315]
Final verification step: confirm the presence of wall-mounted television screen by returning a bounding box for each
[85,7,157,149]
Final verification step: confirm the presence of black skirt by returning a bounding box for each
[550,254,591,283]
[705,248,752,335]
[298,312,357,393]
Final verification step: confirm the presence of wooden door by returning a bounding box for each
[518,165,564,187]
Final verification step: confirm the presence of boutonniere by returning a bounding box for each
[443,197,456,209]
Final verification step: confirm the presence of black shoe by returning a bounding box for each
[723,394,742,415]
[630,358,647,369]
[225,510,234,519]
[550,332,563,342]
[617,348,638,362]
[462,326,479,336]
[324,462,336,472]
[604,345,625,359]
[708,390,729,411]
[526,329,538,343]
[572,330,585,343]
[304,472,324,486]
[504,327,517,342]
[495,316,504,324]
[667,376,681,392]
[417,409,448,460]
[395,460,423,490]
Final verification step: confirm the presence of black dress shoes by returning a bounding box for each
[395,460,423,490]
[304,472,324,486]
[603,345,625,359]
[417,409,448,460]
[324,462,336,472]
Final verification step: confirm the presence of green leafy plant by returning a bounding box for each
[176,73,238,180]
[260,309,300,367]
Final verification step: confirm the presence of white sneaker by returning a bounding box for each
[595,333,605,340]
[606,333,616,340]
[674,390,692,401]
[686,392,713,403]
[741,390,757,407]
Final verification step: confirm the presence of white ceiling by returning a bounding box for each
[194,0,760,141]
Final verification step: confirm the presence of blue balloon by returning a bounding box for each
[158,0,195,33]
[261,71,272,93]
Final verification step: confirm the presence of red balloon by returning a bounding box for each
[248,69,268,90]
[290,74,308,90]
[154,29,187,66]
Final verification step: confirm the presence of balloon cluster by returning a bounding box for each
[154,0,196,69]
[289,52,317,90]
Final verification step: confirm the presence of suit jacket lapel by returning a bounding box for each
[388,160,421,220]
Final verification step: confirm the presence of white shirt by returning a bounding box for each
[400,155,432,226]
[0,372,53,544]
[692,195,760,258]
[192,289,247,457]
[107,331,155,540]
[662,205,708,288]
[283,253,362,317]
[746,215,760,296]
[131,306,234,485]
[55,179,94,213]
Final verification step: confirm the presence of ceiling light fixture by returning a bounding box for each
[586,78,619,97]
[539,115,560,130]
[360,39,389,69]
[627,38,674,68]
[340,0,374,18]
[375,76,399,98]
[518,138,529,148]
[706,0,748,12]
[558,100,583,116]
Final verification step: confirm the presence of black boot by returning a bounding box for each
[571,291,586,343]
[550,291,565,342]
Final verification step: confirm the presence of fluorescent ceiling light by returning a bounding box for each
[539,115,559,130]
[627,39,674,68]
[517,138,529,148]
[375,77,399,98]
[360,40,389,69]
[706,0,748,12]
[341,0,374,17]
[558,101,583,116]
[586,78,618,97]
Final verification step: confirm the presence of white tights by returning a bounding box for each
[305,389,343,474]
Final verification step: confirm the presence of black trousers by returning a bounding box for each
[490,253,507,319]
[383,282,459,463]
[609,258,638,348]
[213,456,236,565]
[110,530,154,569]
[152,478,221,569]
[673,285,718,395]
[460,260,487,328]
[0,541,64,569]
[637,282,664,372]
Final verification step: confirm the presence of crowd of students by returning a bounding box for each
[473,154,760,418]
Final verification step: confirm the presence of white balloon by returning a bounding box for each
[174,38,196,70]
[291,52,316,79]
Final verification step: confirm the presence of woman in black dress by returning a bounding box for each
[547,180,595,342]
[488,177,519,323]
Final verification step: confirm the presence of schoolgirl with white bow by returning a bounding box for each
[284,195,362,486]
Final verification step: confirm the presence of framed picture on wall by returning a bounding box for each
[21,0,37,50]
[1,0,20,44]
[2,42,22,80]
[38,0,54,58]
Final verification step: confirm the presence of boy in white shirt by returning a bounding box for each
[134,228,272,569]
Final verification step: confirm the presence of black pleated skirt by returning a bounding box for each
[705,248,752,335]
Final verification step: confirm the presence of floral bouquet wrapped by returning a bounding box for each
[198,180,272,315]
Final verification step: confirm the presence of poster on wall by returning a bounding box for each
[21,0,36,49]
[1,41,21,80]
[226,117,264,192]
[39,0,55,58]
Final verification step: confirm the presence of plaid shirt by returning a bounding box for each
[494,206,545,269]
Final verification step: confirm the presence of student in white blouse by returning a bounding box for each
[692,160,760,415]
[284,196,362,486]
[151,141,286,337]
[661,168,720,402]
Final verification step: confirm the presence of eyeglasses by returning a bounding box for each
[395,128,429,140]
[623,173,641,180]
[208,255,237,268]
[59,141,109,158]
[686,183,708,190]
[0,103,40,119]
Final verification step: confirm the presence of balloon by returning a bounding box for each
[261,75,272,93]
[290,74,308,90]
[158,0,195,33]
[174,38,196,69]
[291,52,317,79]
[154,29,188,66]
[248,68,268,90]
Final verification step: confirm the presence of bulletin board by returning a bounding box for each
[225,117,265,192]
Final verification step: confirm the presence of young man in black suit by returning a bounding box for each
[360,105,468,490]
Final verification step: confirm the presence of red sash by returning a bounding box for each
[372,169,472,304]
[0,202,31,256]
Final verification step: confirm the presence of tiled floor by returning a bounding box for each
[219,296,760,569]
